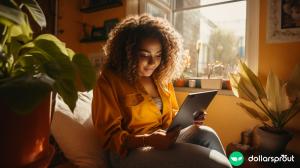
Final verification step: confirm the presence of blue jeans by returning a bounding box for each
[109,125,231,168]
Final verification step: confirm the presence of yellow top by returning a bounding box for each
[92,69,179,156]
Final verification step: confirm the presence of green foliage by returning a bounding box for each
[0,0,96,114]
[229,61,300,129]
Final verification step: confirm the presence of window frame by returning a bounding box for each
[126,0,260,74]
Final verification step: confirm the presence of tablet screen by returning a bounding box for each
[167,90,218,132]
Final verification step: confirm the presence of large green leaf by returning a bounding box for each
[32,39,74,79]
[53,79,78,112]
[22,0,46,28]
[72,53,96,91]
[237,102,269,122]
[239,61,267,99]
[229,73,249,100]
[9,37,23,58]
[0,4,24,25]
[266,71,289,113]
[0,17,15,27]
[229,73,257,101]
[9,14,33,42]
[29,38,78,111]
[34,34,68,56]
[0,75,51,114]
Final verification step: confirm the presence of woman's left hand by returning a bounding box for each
[193,110,207,125]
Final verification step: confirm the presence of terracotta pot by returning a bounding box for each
[0,94,54,167]
[174,79,186,87]
[252,126,293,154]
[223,79,232,90]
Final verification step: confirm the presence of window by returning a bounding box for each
[139,0,172,22]
[128,0,259,78]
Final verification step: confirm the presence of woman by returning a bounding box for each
[92,15,231,168]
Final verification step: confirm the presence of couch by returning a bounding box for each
[51,92,231,168]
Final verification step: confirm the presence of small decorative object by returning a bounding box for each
[91,26,106,40]
[241,129,252,145]
[222,79,232,90]
[174,79,186,87]
[104,18,119,37]
[188,79,196,88]
[229,61,300,154]
[201,60,223,89]
[174,49,191,87]
[267,0,300,43]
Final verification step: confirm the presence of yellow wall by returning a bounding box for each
[57,0,126,56]
[259,1,300,82]
[57,0,300,154]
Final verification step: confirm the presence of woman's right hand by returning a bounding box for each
[147,127,180,150]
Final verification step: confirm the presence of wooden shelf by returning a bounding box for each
[80,37,107,43]
[80,1,123,13]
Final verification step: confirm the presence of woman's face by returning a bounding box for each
[137,38,162,77]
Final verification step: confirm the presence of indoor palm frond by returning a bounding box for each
[229,61,300,129]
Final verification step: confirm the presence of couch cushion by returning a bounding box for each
[51,91,107,168]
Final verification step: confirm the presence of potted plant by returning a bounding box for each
[229,61,300,154]
[0,0,96,167]
[201,60,223,89]
[174,49,190,87]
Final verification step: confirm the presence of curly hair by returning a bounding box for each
[103,14,184,83]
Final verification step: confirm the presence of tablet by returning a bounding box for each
[167,90,218,132]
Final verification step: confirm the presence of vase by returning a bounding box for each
[252,126,293,155]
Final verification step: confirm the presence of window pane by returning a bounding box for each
[146,2,171,21]
[175,0,237,9]
[175,0,201,9]
[174,1,246,78]
[160,0,171,6]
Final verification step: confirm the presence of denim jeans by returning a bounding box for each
[109,125,232,168]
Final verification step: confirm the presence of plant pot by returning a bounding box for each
[0,94,54,167]
[174,79,186,87]
[201,79,223,89]
[222,79,232,90]
[252,126,293,155]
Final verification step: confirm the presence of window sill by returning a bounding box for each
[174,87,233,96]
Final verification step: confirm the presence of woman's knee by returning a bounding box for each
[195,125,220,139]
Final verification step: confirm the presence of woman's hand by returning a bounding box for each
[193,110,207,125]
[147,128,180,150]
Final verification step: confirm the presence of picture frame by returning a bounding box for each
[267,0,300,43]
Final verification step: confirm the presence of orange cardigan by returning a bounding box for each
[92,69,178,156]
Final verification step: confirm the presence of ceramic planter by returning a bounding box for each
[252,126,293,155]
[201,79,223,89]
[0,94,54,167]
